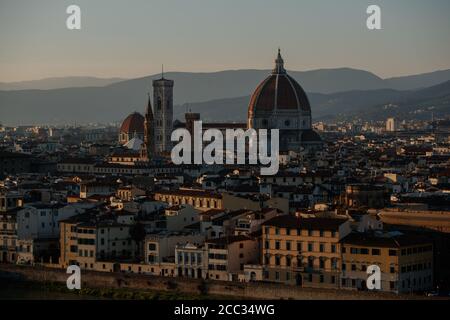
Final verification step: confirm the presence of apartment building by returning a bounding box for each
[261,215,351,288]
[59,214,133,270]
[16,202,90,240]
[341,231,433,293]
[205,235,259,281]
[0,191,23,263]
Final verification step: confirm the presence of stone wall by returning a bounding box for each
[0,264,430,300]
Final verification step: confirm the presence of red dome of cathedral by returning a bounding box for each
[120,112,144,134]
[248,49,311,117]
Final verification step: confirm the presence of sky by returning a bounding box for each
[0,0,449,82]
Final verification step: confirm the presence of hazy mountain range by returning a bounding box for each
[0,77,126,91]
[1,68,450,125]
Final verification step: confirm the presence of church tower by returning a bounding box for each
[141,94,155,161]
[153,70,174,155]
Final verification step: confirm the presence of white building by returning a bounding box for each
[17,202,95,240]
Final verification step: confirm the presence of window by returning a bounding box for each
[275,228,280,235]
[264,241,269,250]
[286,229,291,236]
[286,242,291,251]
[331,245,336,253]
[297,242,302,252]
[360,248,369,255]
[308,243,313,252]
[148,243,156,251]
[319,243,325,253]
[275,256,280,266]
[351,264,356,271]
[239,243,244,249]
[275,272,280,280]
[275,241,280,250]
[390,266,395,273]
[372,249,381,256]
[286,256,291,267]
[308,257,314,268]
[389,249,397,256]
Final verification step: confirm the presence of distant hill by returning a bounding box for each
[1,68,450,125]
[386,69,450,91]
[0,77,126,91]
[176,81,450,123]
[352,80,450,121]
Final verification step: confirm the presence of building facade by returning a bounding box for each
[341,231,433,294]
[262,215,351,288]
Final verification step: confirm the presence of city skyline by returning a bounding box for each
[1,0,450,82]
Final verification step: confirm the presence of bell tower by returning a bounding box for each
[153,67,174,155]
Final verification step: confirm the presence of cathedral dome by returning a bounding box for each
[248,50,311,118]
[120,112,144,134]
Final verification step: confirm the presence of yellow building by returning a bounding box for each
[341,231,433,293]
[262,215,351,288]
[154,189,223,212]
[154,189,289,213]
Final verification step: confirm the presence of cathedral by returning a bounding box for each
[119,49,322,163]
[248,49,323,153]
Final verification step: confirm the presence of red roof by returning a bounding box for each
[248,52,311,117]
[120,112,144,134]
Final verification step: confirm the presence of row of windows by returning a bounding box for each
[343,245,432,256]
[79,249,94,257]
[177,252,202,264]
[267,271,336,284]
[265,240,337,253]
[265,227,337,238]
[344,247,383,256]
[208,253,227,260]
[208,264,226,271]
[401,246,432,256]
[265,255,339,270]
[401,262,432,273]
[158,196,220,209]
[77,238,95,245]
